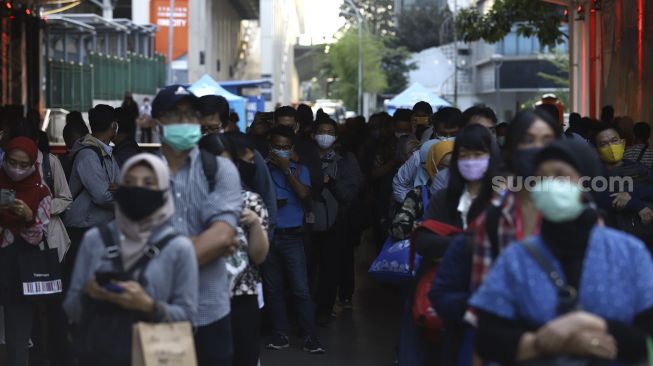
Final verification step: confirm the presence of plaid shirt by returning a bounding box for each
[468,192,542,292]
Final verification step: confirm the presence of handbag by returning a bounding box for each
[132,322,198,366]
[368,186,430,285]
[518,239,609,366]
[411,220,463,344]
[18,238,63,300]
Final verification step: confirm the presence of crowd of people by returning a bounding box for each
[0,84,653,366]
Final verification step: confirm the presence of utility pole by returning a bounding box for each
[452,0,458,106]
[167,0,175,84]
[345,0,363,116]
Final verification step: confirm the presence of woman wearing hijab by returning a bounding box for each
[0,137,52,366]
[63,154,198,366]
[390,140,454,241]
[471,139,653,365]
[429,109,561,366]
[219,132,270,366]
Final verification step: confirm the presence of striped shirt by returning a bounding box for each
[167,146,243,326]
[624,144,653,169]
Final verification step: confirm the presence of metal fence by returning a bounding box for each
[47,52,165,110]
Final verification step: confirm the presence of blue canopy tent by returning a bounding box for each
[188,74,247,131]
[386,83,451,116]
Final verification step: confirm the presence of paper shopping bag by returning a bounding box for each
[132,322,197,366]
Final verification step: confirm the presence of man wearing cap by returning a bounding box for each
[151,85,242,366]
[63,104,121,285]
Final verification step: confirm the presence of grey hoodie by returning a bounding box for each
[63,135,120,228]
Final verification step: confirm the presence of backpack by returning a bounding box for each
[74,224,178,366]
[199,148,220,192]
[70,146,105,200]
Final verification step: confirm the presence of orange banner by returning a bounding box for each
[150,0,188,62]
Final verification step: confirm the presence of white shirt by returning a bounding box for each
[457,187,477,229]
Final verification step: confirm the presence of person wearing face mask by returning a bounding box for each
[391,140,454,241]
[0,137,52,366]
[150,85,243,366]
[428,108,561,366]
[63,104,121,289]
[308,117,362,325]
[199,95,278,238]
[412,101,434,141]
[471,139,653,365]
[273,106,323,201]
[217,132,270,366]
[264,126,325,354]
[590,122,653,247]
[63,154,198,366]
[393,107,463,203]
[138,97,153,143]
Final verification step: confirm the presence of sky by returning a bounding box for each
[302,0,346,44]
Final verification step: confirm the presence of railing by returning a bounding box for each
[47,52,166,110]
[46,60,94,112]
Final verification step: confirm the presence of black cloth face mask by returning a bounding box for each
[512,147,543,177]
[114,186,166,221]
[237,160,256,190]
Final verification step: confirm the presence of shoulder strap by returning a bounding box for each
[200,148,218,192]
[42,153,55,193]
[519,239,578,314]
[98,224,122,270]
[126,233,178,283]
[420,185,429,219]
[637,143,649,163]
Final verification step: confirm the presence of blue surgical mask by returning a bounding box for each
[161,123,202,152]
[531,178,587,223]
[272,148,290,159]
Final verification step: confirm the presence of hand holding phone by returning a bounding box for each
[0,189,16,206]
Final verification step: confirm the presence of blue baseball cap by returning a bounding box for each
[151,84,199,118]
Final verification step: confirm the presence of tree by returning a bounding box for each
[396,4,455,52]
[327,27,387,110]
[339,0,416,95]
[455,0,566,48]
[381,43,417,95]
[339,0,396,38]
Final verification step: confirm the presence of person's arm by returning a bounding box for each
[243,193,269,265]
[286,166,311,201]
[330,154,362,204]
[429,235,473,324]
[75,151,114,207]
[49,154,72,216]
[392,151,419,203]
[20,195,52,245]
[390,189,420,241]
[151,239,199,322]
[253,150,277,237]
[196,157,243,266]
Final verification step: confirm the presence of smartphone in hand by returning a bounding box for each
[95,271,129,293]
[0,189,16,205]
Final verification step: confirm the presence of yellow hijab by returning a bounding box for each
[426,140,455,178]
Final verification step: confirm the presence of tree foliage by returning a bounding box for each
[339,0,396,38]
[455,0,566,48]
[327,28,387,110]
[396,4,454,52]
[338,0,416,95]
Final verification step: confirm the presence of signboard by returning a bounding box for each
[150,0,188,62]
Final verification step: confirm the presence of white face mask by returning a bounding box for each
[315,134,336,149]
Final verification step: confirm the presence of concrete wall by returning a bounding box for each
[188,0,243,83]
[260,0,301,108]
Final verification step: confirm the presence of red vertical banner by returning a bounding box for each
[150,0,189,62]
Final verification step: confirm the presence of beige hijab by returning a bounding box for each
[115,153,174,269]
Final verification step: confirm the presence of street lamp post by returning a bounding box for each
[344,0,363,116]
[491,53,504,121]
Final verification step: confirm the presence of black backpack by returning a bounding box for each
[74,224,178,366]
[199,148,220,192]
